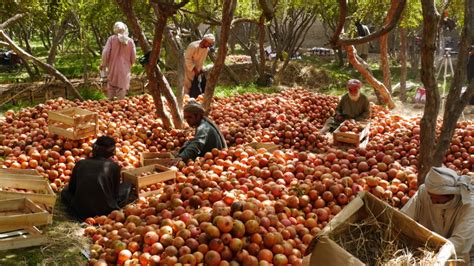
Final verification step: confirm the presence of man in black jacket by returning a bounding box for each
[61,136,132,220]
[176,101,227,162]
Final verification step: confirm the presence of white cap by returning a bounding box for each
[202,34,215,45]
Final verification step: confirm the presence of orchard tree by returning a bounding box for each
[417,0,473,183]
[398,0,423,102]
[330,0,407,109]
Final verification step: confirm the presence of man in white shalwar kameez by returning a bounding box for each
[183,34,215,94]
[402,167,474,265]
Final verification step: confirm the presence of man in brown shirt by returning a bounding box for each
[321,79,371,133]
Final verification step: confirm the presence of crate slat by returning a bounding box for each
[140,152,174,167]
[244,142,280,152]
[0,226,47,251]
[0,198,50,233]
[0,177,56,218]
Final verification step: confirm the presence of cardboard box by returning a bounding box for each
[48,107,98,140]
[122,164,176,197]
[333,121,370,147]
[244,142,280,152]
[0,198,50,233]
[303,191,449,266]
[140,152,174,167]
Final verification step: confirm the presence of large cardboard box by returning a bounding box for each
[303,191,450,266]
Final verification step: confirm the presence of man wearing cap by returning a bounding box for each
[61,136,133,220]
[183,34,215,95]
[320,79,371,133]
[175,100,227,162]
[401,167,474,265]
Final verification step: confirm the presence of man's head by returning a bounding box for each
[425,167,472,205]
[183,101,205,127]
[347,79,362,101]
[93,136,116,158]
[200,34,215,49]
[113,22,128,35]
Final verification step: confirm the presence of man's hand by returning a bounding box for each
[435,242,456,266]
[169,157,182,167]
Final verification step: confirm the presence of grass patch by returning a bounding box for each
[214,83,281,98]
[79,86,106,101]
[0,200,88,266]
[0,101,35,114]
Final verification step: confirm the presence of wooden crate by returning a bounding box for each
[140,152,174,167]
[333,121,370,147]
[122,164,176,197]
[0,226,47,251]
[0,168,44,180]
[244,142,280,152]
[0,198,50,232]
[0,177,56,219]
[48,107,98,140]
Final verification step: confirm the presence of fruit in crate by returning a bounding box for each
[0,187,42,194]
[339,120,365,133]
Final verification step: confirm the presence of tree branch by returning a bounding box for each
[0,14,25,30]
[334,0,407,46]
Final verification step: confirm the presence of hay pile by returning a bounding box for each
[329,208,439,266]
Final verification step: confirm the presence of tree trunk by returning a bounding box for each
[203,0,237,112]
[346,45,395,109]
[399,27,407,102]
[0,30,83,100]
[164,26,185,112]
[47,14,71,66]
[417,0,441,183]
[380,0,397,92]
[149,7,184,129]
[257,14,268,84]
[116,0,172,128]
[408,35,420,78]
[425,0,474,177]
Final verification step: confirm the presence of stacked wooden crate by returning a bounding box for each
[48,107,98,140]
[0,169,56,250]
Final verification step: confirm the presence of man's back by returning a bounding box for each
[69,157,121,219]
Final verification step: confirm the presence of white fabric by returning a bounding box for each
[202,34,215,45]
[347,79,362,89]
[183,40,209,93]
[425,167,472,205]
[113,22,129,44]
[349,92,361,101]
[402,185,474,263]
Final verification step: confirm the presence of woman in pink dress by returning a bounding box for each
[100,22,136,100]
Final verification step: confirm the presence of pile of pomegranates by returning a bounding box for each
[0,88,472,265]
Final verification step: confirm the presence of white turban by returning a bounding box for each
[113,22,129,44]
[347,79,362,90]
[202,34,215,45]
[425,167,472,205]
